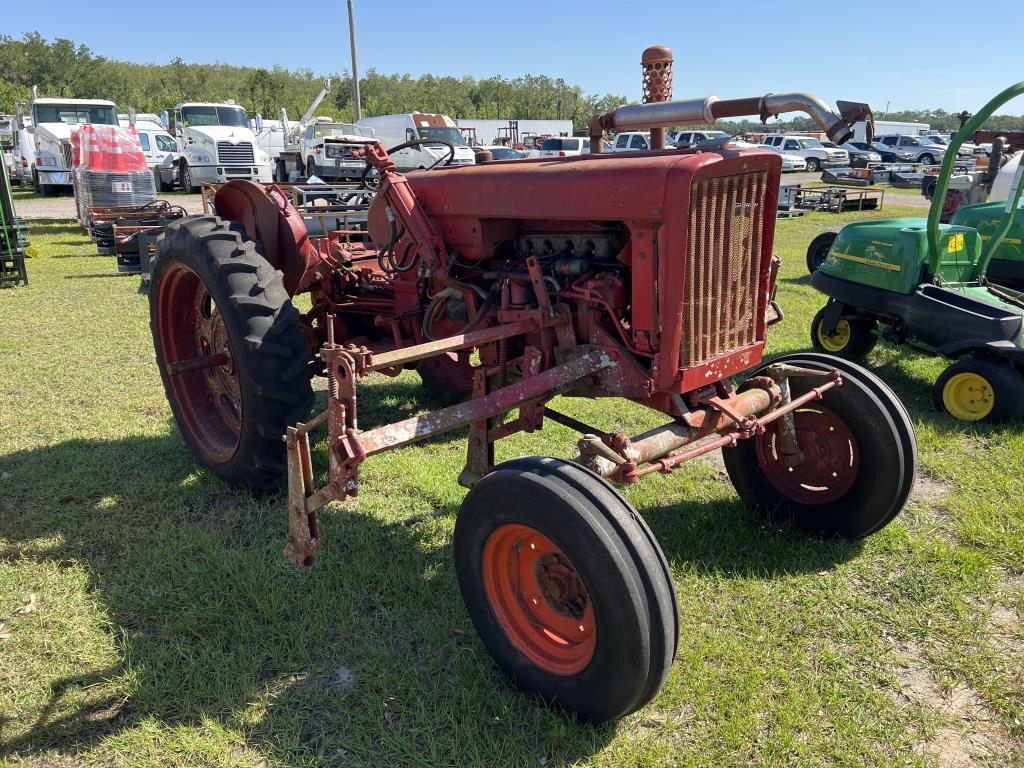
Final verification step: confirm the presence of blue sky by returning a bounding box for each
[5,0,1024,114]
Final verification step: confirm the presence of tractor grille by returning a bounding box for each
[680,171,768,367]
[217,141,255,164]
[61,140,73,170]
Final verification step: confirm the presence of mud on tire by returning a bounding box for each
[150,215,314,490]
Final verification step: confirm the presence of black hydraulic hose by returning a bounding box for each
[422,287,498,341]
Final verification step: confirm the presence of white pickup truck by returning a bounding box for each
[291,120,375,182]
[760,134,848,172]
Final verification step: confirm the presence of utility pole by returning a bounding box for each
[347,0,362,120]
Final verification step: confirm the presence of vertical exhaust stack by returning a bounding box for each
[591,45,873,154]
[641,46,673,150]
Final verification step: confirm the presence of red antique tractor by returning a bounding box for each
[148,72,914,722]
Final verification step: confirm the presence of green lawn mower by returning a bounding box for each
[806,82,1024,422]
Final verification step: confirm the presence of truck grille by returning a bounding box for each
[217,141,254,164]
[680,171,768,367]
[61,140,73,169]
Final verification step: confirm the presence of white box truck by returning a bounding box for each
[853,119,930,142]
[163,100,273,191]
[356,113,475,171]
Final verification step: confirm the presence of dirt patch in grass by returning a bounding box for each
[893,644,1010,767]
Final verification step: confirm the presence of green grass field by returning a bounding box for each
[1,200,1022,767]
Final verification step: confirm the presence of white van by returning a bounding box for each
[356,113,475,171]
[134,120,179,191]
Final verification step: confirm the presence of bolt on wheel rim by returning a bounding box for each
[942,372,994,421]
[756,404,859,505]
[157,262,242,463]
[482,523,596,675]
[817,319,852,352]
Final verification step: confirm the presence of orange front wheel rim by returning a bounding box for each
[482,524,596,675]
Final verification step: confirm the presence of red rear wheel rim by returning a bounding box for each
[482,523,596,675]
[156,262,242,463]
[755,404,859,505]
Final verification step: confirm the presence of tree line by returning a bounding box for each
[0,33,626,131]
[2,33,1021,136]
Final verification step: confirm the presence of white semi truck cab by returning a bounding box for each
[167,101,273,191]
[19,96,119,193]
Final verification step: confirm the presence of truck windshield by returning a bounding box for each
[315,124,368,138]
[798,138,824,149]
[417,127,467,147]
[33,104,118,126]
[181,106,249,127]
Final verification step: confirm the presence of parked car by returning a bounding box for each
[821,140,881,168]
[672,130,731,148]
[875,135,946,166]
[539,136,590,157]
[609,132,651,152]
[846,140,915,163]
[760,134,848,171]
[733,139,806,171]
[134,120,179,191]
[924,133,986,157]
[474,145,526,161]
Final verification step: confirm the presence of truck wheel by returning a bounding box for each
[810,307,877,358]
[156,169,173,193]
[31,169,40,193]
[454,457,678,723]
[180,162,195,193]
[920,153,935,166]
[275,160,288,184]
[934,357,1024,422]
[722,355,915,538]
[805,158,820,172]
[806,231,837,273]
[150,215,314,490]
[306,157,316,180]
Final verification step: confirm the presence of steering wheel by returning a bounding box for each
[358,139,456,188]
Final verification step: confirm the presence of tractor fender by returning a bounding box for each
[935,339,1024,363]
[213,180,314,296]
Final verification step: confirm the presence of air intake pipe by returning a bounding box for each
[589,93,874,153]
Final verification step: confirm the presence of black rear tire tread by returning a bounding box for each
[149,215,314,490]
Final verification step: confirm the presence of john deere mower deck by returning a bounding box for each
[808,81,1024,422]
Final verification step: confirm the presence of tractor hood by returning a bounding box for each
[387,147,783,261]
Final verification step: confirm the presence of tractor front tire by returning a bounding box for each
[723,355,915,538]
[806,231,837,273]
[150,215,314,490]
[454,457,678,723]
[810,307,878,358]
[934,357,1024,422]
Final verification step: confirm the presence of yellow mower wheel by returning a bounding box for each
[810,308,878,358]
[934,357,1024,423]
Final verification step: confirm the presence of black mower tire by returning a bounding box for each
[150,215,314,490]
[806,231,838,273]
[722,355,914,538]
[454,457,678,723]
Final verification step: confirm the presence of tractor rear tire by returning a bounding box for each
[722,355,915,538]
[806,231,837,273]
[934,357,1024,422]
[454,457,678,723]
[810,307,878,358]
[150,215,314,490]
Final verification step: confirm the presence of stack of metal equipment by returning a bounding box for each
[0,165,29,287]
